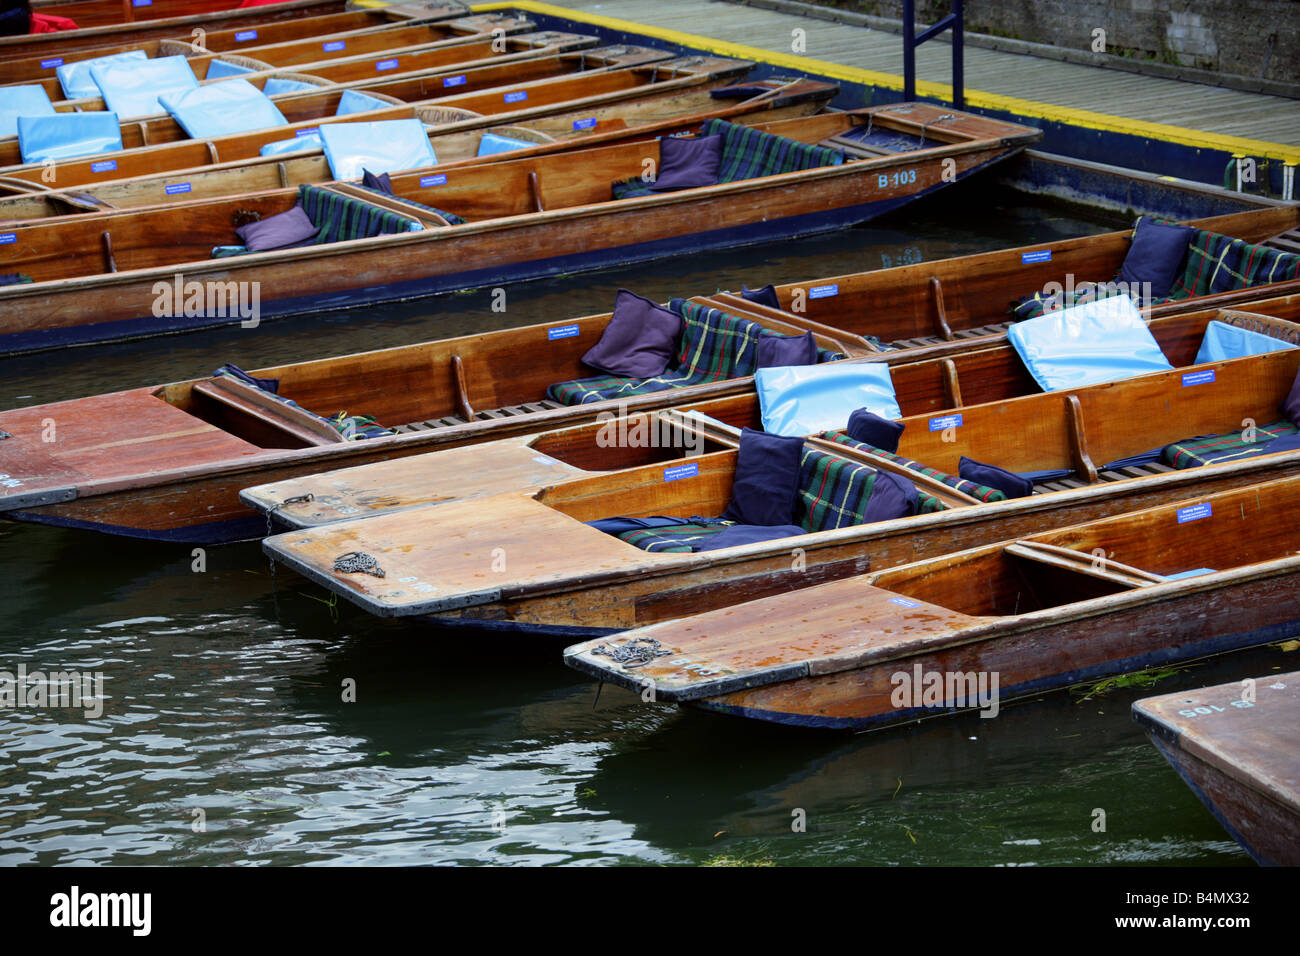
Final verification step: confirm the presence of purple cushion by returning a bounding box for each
[361,168,393,195]
[741,283,781,310]
[649,133,721,192]
[581,289,683,378]
[863,468,918,523]
[722,427,804,526]
[1117,218,1196,299]
[236,204,319,252]
[846,408,904,453]
[756,331,817,370]
[1282,366,1300,426]
[959,456,1034,499]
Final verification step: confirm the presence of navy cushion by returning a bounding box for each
[236,204,319,252]
[741,283,781,310]
[1117,218,1196,299]
[722,427,804,526]
[1283,366,1300,427]
[959,456,1034,499]
[650,133,721,192]
[756,331,817,369]
[581,289,683,379]
[361,168,394,195]
[862,468,919,523]
[846,408,905,453]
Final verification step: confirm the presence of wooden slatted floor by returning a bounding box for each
[536,0,1300,146]
[392,399,564,432]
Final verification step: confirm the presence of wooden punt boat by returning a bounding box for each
[0,6,466,85]
[0,70,827,219]
[11,12,534,104]
[1133,671,1299,866]
[1,1,457,59]
[19,26,588,125]
[0,105,1041,350]
[0,253,1294,543]
[258,304,1300,635]
[564,478,1300,732]
[0,47,729,206]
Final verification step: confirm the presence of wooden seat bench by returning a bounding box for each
[192,377,345,447]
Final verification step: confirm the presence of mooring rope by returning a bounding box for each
[590,637,672,668]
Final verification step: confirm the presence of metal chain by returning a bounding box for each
[333,551,386,578]
[591,637,672,668]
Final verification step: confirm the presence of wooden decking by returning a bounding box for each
[530,0,1300,148]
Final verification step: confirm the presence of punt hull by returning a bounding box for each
[0,143,1022,354]
[688,575,1300,730]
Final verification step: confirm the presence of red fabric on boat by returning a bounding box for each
[29,12,79,32]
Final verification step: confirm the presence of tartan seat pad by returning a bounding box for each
[818,431,1008,509]
[547,298,844,405]
[1163,420,1299,468]
[298,183,423,244]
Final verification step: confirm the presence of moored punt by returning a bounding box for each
[1133,672,1300,866]
[0,7,467,85]
[0,51,758,213]
[11,12,536,104]
[564,478,1300,731]
[0,1,460,59]
[260,310,1300,634]
[0,105,1041,351]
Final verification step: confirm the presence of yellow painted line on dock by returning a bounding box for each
[475,0,1300,166]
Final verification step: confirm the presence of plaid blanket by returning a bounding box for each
[298,184,423,244]
[818,431,1007,508]
[356,183,466,225]
[793,446,886,532]
[615,521,734,553]
[1163,420,1298,468]
[613,118,845,199]
[0,273,33,286]
[547,298,844,406]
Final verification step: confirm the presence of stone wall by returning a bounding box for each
[812,0,1299,82]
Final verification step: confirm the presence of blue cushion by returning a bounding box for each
[581,290,682,379]
[476,132,536,156]
[17,112,123,164]
[958,456,1033,499]
[1283,367,1300,426]
[159,79,287,139]
[206,59,254,79]
[862,468,919,523]
[1194,319,1298,365]
[722,428,804,526]
[263,78,320,97]
[1118,217,1196,299]
[318,119,437,180]
[1006,295,1173,391]
[0,86,54,139]
[650,133,721,191]
[90,55,198,120]
[846,408,904,453]
[756,331,816,369]
[259,132,323,156]
[741,283,780,310]
[756,361,901,437]
[335,89,391,116]
[56,50,148,100]
[693,524,807,550]
[361,169,393,194]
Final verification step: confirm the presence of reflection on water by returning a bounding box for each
[0,185,1261,866]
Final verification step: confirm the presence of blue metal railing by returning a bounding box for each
[902,0,964,109]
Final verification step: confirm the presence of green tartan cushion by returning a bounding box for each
[793,447,882,532]
[1163,420,1298,468]
[1240,243,1300,286]
[819,431,1007,505]
[1163,230,1244,301]
[298,183,422,244]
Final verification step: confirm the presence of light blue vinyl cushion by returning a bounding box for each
[476,132,537,156]
[0,86,55,138]
[318,119,436,179]
[56,50,147,100]
[159,80,288,139]
[263,78,320,97]
[205,59,254,79]
[259,132,323,156]
[1007,295,1173,391]
[1193,319,1297,365]
[17,112,123,164]
[755,361,901,437]
[335,90,391,115]
[89,55,198,120]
